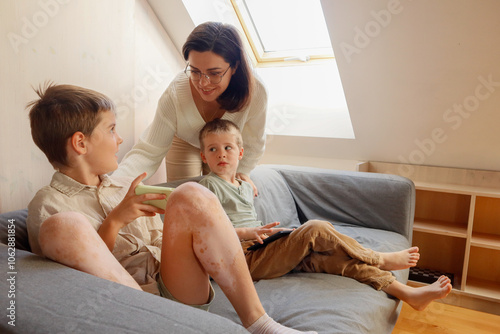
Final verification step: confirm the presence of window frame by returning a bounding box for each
[229,0,334,67]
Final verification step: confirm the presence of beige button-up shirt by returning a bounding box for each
[27,172,164,294]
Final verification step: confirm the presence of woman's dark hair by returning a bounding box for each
[182,22,253,112]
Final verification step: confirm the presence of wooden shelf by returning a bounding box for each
[414,219,468,238]
[359,161,500,306]
[415,181,500,197]
[465,278,500,300]
[471,233,500,250]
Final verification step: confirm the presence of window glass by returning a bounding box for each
[241,0,333,54]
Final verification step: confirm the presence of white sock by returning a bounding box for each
[246,313,317,334]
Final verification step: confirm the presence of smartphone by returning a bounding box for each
[247,230,294,251]
[135,185,175,210]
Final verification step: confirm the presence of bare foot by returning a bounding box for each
[378,247,420,270]
[406,275,453,311]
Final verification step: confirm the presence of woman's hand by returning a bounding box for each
[236,173,258,197]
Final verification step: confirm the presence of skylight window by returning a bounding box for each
[231,0,334,63]
[172,0,354,139]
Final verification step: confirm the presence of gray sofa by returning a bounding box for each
[0,164,415,333]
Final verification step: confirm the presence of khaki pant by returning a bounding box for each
[242,220,395,290]
[165,135,210,182]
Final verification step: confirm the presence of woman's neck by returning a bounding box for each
[191,83,225,122]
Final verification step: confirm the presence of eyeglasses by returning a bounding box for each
[184,64,232,84]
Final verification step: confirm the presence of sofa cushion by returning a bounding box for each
[0,209,30,251]
[212,271,402,334]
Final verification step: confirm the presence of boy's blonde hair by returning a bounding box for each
[27,82,115,168]
[199,118,243,151]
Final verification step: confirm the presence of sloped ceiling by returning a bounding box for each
[146,0,194,52]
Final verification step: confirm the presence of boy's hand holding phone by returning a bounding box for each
[99,173,171,251]
[134,184,175,210]
[106,173,171,228]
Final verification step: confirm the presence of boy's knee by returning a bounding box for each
[165,182,225,232]
[168,181,219,208]
[295,220,336,240]
[304,220,334,232]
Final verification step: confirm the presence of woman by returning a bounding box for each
[115,22,267,195]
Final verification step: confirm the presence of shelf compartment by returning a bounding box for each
[412,231,465,290]
[466,247,500,299]
[465,278,500,300]
[414,189,470,229]
[473,196,500,236]
[414,218,468,238]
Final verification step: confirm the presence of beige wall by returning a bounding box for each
[0,0,183,212]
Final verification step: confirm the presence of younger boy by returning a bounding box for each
[26,83,316,334]
[199,118,452,311]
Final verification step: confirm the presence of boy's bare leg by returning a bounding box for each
[160,183,316,334]
[377,247,420,271]
[39,212,141,290]
[382,275,452,311]
[160,182,265,327]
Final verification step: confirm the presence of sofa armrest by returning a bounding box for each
[265,165,415,241]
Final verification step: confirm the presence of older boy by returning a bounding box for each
[199,118,452,311]
[26,83,316,334]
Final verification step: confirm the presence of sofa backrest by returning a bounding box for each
[265,165,415,239]
[250,167,302,229]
